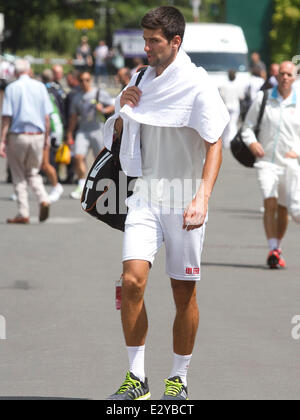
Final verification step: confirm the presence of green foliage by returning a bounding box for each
[270,0,300,63]
[0,0,224,57]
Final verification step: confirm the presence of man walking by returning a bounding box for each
[242,61,300,269]
[219,69,244,148]
[94,40,109,84]
[104,6,229,400]
[0,59,53,224]
[67,71,115,199]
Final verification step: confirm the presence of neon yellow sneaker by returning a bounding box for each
[161,376,188,400]
[107,371,151,400]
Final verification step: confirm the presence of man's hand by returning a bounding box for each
[96,103,104,113]
[120,86,142,108]
[0,141,6,158]
[183,196,208,231]
[285,150,299,159]
[249,142,265,158]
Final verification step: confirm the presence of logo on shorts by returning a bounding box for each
[186,267,200,275]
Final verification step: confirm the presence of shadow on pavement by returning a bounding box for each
[203,262,267,270]
[212,207,262,215]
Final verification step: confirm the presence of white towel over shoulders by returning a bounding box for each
[104,49,229,177]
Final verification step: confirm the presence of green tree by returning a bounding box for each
[0,0,224,56]
[270,0,300,63]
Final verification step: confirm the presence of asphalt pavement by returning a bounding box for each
[0,151,299,400]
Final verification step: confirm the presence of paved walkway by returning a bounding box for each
[0,151,299,400]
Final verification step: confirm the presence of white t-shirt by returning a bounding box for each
[133,125,206,209]
[94,45,109,66]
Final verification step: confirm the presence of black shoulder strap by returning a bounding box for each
[255,90,268,138]
[135,66,148,87]
[96,87,101,104]
[111,66,147,159]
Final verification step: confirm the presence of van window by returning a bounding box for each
[187,52,248,72]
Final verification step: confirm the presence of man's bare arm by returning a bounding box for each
[201,137,223,201]
[183,138,223,230]
[0,116,12,158]
[66,114,78,144]
[1,116,11,142]
[96,103,115,116]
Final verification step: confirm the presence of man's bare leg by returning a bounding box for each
[167,279,199,388]
[264,198,278,240]
[121,260,150,346]
[171,279,199,356]
[74,154,86,180]
[42,147,58,187]
[277,205,289,244]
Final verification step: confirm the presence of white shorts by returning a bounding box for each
[255,161,287,207]
[122,195,207,281]
[75,129,104,158]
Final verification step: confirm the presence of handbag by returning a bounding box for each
[81,67,147,231]
[55,143,71,165]
[231,90,268,168]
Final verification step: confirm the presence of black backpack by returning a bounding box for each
[81,67,147,231]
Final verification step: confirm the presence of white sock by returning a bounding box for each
[277,239,282,250]
[268,238,278,251]
[126,345,145,383]
[78,178,86,189]
[169,353,192,387]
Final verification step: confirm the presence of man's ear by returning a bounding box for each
[172,35,182,50]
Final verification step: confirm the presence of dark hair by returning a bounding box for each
[68,69,80,79]
[228,69,236,81]
[252,65,262,78]
[141,6,186,45]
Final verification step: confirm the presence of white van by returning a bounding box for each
[182,23,250,88]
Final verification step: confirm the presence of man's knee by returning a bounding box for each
[122,261,149,300]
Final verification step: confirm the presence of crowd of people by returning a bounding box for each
[0,51,145,223]
[75,36,127,78]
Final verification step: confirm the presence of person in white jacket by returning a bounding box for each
[242,61,300,269]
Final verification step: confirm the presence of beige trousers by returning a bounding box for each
[7,133,49,218]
